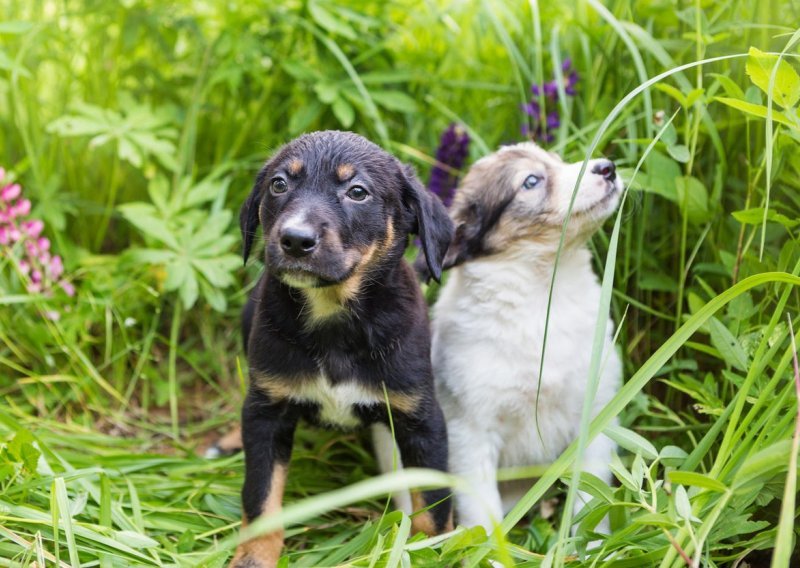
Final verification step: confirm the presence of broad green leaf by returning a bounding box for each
[745,47,800,108]
[659,445,688,467]
[113,530,159,549]
[604,425,658,460]
[332,96,355,128]
[676,175,710,224]
[371,91,419,113]
[732,207,799,229]
[667,144,690,163]
[641,150,680,202]
[179,272,199,309]
[708,317,749,371]
[289,101,323,134]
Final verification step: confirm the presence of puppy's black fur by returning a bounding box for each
[231,131,454,567]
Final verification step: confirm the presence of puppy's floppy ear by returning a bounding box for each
[441,202,482,270]
[401,164,454,283]
[239,171,266,264]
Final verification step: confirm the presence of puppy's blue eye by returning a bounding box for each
[270,178,288,195]
[345,186,369,202]
[522,175,541,190]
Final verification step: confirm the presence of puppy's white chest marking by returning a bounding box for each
[291,375,382,427]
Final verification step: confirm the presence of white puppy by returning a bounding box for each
[431,142,622,534]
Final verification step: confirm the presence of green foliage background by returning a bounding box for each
[1,0,799,566]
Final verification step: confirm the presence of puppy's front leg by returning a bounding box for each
[230,389,298,568]
[392,402,454,535]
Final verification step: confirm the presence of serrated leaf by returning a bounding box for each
[604,425,658,460]
[745,47,800,108]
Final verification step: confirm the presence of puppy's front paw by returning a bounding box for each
[205,425,243,458]
[228,548,279,568]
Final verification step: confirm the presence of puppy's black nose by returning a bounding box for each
[592,159,616,182]
[280,226,318,257]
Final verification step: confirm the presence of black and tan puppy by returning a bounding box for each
[230,131,454,568]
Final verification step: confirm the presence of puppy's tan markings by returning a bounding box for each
[215,425,243,454]
[287,159,303,176]
[230,464,287,568]
[336,163,355,181]
[410,491,453,535]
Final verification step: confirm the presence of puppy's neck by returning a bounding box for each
[300,284,353,326]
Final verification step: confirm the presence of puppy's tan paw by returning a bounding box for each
[206,425,243,458]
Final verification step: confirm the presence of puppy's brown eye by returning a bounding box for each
[345,186,369,202]
[270,178,288,195]
[522,175,541,190]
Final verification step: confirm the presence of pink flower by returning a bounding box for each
[60,281,75,297]
[49,255,63,279]
[1,183,21,202]
[23,220,44,238]
[13,198,30,217]
[0,167,75,299]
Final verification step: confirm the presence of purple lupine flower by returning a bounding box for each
[0,168,75,302]
[428,123,470,208]
[522,57,579,144]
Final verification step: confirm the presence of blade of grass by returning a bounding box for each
[769,315,799,568]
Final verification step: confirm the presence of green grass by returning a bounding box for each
[1,0,800,566]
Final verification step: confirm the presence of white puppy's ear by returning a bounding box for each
[442,202,482,270]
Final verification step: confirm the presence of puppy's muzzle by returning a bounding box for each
[280,224,319,258]
[591,159,616,183]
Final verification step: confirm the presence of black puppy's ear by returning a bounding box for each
[239,175,265,264]
[402,164,454,283]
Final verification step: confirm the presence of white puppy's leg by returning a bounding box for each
[573,432,615,534]
[371,423,412,514]
[449,422,503,533]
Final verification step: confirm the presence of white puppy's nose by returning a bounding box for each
[591,159,616,182]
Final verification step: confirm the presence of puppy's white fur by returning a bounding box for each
[434,143,622,533]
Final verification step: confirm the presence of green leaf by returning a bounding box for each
[289,101,323,134]
[371,90,419,113]
[667,144,690,163]
[113,530,159,549]
[708,317,749,370]
[119,204,180,249]
[641,150,680,202]
[308,0,357,40]
[676,175,710,224]
[745,47,800,108]
[668,471,728,493]
[659,445,689,467]
[179,272,199,309]
[332,96,355,128]
[8,430,40,471]
[604,425,659,460]
[715,98,797,129]
[732,207,799,229]
[733,440,793,491]
[673,485,692,521]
